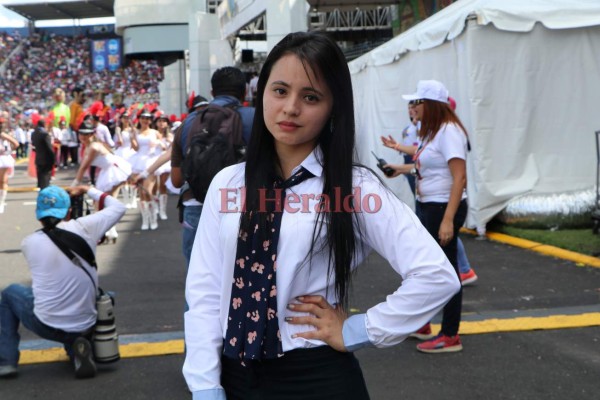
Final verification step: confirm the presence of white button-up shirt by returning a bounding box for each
[183,148,460,399]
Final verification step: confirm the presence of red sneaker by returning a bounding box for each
[460,269,478,286]
[409,323,435,340]
[417,334,463,353]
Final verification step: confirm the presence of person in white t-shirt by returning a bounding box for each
[385,80,468,353]
[383,97,478,287]
[0,185,126,379]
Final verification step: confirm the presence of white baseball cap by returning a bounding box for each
[402,80,449,103]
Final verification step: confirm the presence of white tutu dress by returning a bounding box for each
[114,127,136,161]
[154,137,172,176]
[129,130,159,174]
[0,140,15,177]
[92,149,132,193]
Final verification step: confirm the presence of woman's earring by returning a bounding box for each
[329,116,335,132]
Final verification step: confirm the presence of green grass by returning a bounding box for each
[488,220,600,257]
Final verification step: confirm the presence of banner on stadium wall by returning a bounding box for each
[91,38,122,72]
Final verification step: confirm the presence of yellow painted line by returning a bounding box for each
[15,158,28,165]
[20,347,69,364]
[19,339,185,365]
[7,186,39,193]
[461,228,600,268]
[19,313,600,365]
[435,312,600,335]
[120,339,184,359]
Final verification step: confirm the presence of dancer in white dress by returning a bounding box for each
[153,112,173,220]
[114,110,137,208]
[0,121,19,214]
[129,108,164,230]
[72,118,132,242]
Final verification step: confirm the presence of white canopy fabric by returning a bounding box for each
[350,0,600,74]
[350,0,600,230]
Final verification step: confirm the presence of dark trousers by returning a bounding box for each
[221,346,370,400]
[60,145,70,166]
[36,164,53,189]
[416,199,467,336]
[16,143,28,159]
[69,146,79,165]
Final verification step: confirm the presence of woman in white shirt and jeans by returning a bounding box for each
[385,80,469,353]
[183,33,460,399]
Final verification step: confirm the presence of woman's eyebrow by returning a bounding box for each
[270,80,324,97]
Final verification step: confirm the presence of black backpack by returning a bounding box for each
[181,104,246,202]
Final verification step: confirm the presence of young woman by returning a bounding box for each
[0,120,19,213]
[114,110,137,208]
[384,80,469,353]
[72,117,132,243]
[152,112,173,220]
[183,32,460,400]
[129,108,163,230]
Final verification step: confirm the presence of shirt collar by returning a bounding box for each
[290,146,324,178]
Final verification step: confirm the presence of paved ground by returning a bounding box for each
[0,161,599,400]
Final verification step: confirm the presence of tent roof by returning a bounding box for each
[349,0,600,73]
[2,0,114,21]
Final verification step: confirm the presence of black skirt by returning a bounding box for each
[221,346,371,400]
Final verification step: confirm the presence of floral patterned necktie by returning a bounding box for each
[223,167,315,361]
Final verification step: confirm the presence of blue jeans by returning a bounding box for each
[0,284,84,367]
[457,237,471,274]
[182,205,203,312]
[182,205,203,267]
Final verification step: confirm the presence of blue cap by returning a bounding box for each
[36,186,71,220]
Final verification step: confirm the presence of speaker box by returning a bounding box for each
[241,49,254,63]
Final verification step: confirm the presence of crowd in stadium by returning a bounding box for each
[0,31,164,126]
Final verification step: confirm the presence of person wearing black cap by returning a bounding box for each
[72,118,132,243]
[0,184,126,378]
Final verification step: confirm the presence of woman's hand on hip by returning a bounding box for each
[285,295,348,352]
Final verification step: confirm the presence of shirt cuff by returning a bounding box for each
[342,314,373,352]
[192,389,226,400]
[86,187,103,201]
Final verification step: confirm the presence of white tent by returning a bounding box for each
[350,0,600,231]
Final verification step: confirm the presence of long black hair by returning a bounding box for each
[243,31,357,308]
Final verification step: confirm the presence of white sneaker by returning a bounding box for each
[0,204,4,214]
[0,365,17,378]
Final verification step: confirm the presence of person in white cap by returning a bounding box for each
[382,95,478,287]
[384,79,469,353]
